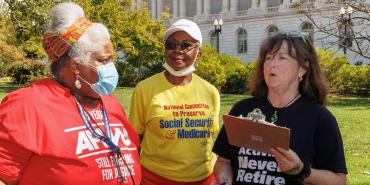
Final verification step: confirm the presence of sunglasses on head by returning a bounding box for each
[283,31,310,45]
[165,40,199,51]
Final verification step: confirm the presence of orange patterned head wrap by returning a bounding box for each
[42,18,92,62]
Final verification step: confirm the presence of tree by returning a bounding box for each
[196,45,226,90]
[0,15,49,83]
[2,0,165,86]
[4,0,56,58]
[3,0,165,67]
[291,0,370,59]
[0,15,24,77]
[73,0,165,86]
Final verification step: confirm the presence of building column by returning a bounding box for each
[173,0,178,18]
[221,0,229,13]
[157,0,163,19]
[230,0,238,13]
[137,0,143,9]
[195,0,203,17]
[251,0,258,8]
[150,0,156,19]
[179,0,186,17]
[260,0,267,8]
[282,0,290,5]
[203,0,210,16]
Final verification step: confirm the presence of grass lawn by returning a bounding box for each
[1,82,369,184]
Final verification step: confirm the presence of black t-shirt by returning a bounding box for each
[213,96,347,185]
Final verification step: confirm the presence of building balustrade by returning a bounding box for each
[236,10,249,17]
[266,6,279,13]
[144,0,322,21]
[303,2,315,9]
[208,13,221,21]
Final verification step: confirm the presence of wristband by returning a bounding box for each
[294,161,311,182]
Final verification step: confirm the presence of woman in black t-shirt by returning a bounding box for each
[212,32,347,185]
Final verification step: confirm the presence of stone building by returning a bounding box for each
[134,0,369,64]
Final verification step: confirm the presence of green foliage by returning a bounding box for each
[3,0,165,85]
[331,64,370,95]
[221,66,248,94]
[317,48,370,95]
[76,0,164,64]
[317,49,347,83]
[79,0,165,69]
[116,62,163,87]
[0,16,25,77]
[5,0,57,58]
[219,54,245,75]
[196,45,257,94]
[8,60,50,85]
[219,54,254,94]
[196,45,226,90]
[0,15,49,84]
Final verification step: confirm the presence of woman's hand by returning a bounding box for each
[211,178,232,185]
[211,179,231,185]
[213,156,233,185]
[270,147,303,175]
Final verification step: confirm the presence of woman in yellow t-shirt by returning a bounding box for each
[129,19,220,185]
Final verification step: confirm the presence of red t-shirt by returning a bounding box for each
[0,78,141,185]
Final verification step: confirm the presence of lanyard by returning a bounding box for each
[73,97,126,183]
[73,97,120,152]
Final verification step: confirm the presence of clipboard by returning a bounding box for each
[223,115,290,154]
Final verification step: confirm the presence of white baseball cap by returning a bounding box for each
[164,19,202,45]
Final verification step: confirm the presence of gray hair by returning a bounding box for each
[47,2,111,76]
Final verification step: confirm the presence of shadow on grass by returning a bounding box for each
[328,97,370,108]
[221,94,370,109]
[221,94,248,106]
[0,85,21,94]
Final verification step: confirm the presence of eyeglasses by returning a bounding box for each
[264,54,294,65]
[165,40,198,51]
[283,31,310,45]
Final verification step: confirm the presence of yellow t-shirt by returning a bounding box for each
[129,72,220,182]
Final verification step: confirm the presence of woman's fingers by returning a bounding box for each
[270,147,303,175]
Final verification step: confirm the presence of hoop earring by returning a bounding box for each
[75,78,81,89]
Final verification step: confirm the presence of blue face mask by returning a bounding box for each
[80,62,119,96]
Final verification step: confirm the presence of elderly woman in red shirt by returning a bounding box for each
[0,2,141,185]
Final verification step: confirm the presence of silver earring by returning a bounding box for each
[75,79,81,89]
[298,76,303,82]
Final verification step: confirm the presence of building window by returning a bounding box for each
[210,0,222,14]
[267,0,281,7]
[238,29,248,53]
[186,0,197,17]
[210,32,218,49]
[301,23,314,44]
[267,25,279,37]
[238,0,252,11]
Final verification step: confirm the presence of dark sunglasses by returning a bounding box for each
[165,40,199,51]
